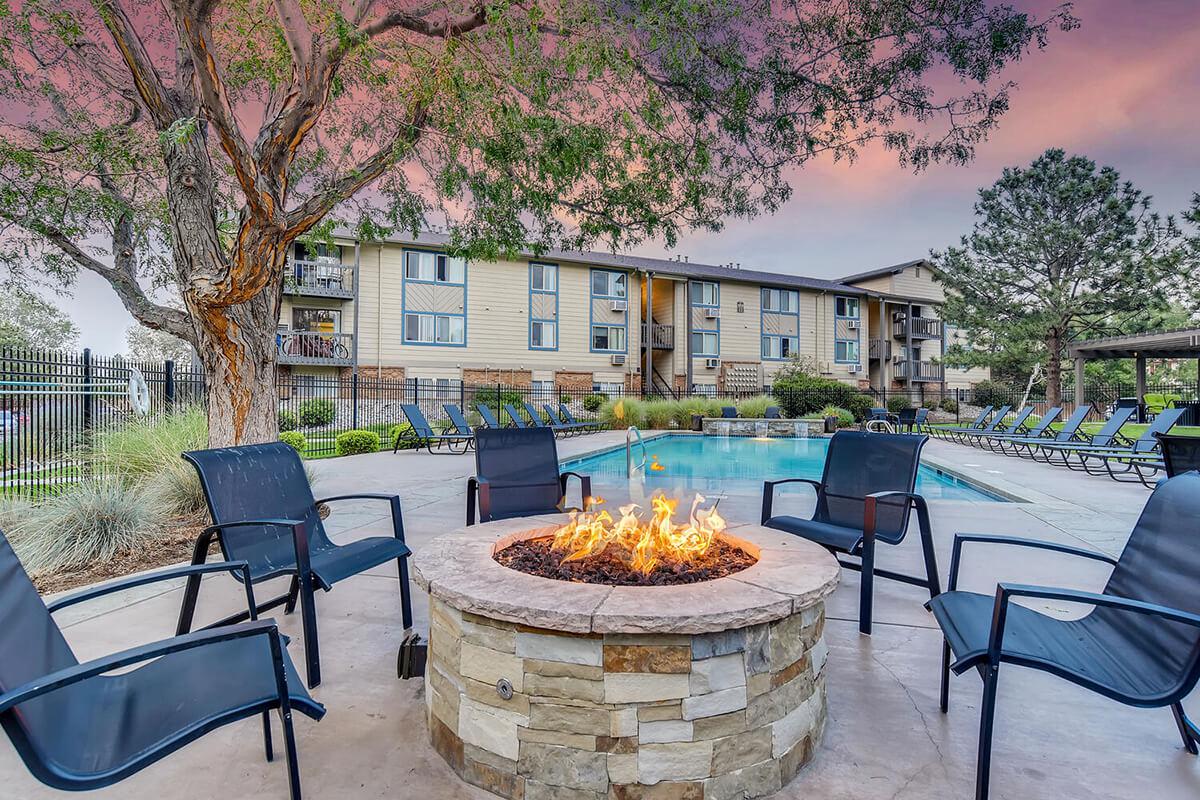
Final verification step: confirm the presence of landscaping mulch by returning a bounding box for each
[32,521,211,595]
[495,535,757,586]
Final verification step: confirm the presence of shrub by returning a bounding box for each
[886,395,912,413]
[9,479,161,573]
[390,423,415,449]
[582,393,607,413]
[923,398,940,410]
[844,393,875,422]
[278,409,298,432]
[735,394,775,419]
[772,373,859,418]
[600,397,645,430]
[970,380,1013,410]
[298,398,336,427]
[642,400,675,430]
[471,387,525,417]
[280,431,307,452]
[335,429,380,456]
[820,406,855,428]
[91,408,208,519]
[940,397,959,413]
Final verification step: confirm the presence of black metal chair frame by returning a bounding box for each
[1026,405,1136,466]
[559,403,604,432]
[930,530,1200,800]
[1,554,323,798]
[466,428,592,525]
[958,406,1036,449]
[993,405,1088,458]
[178,450,413,689]
[543,403,591,436]
[1069,407,1186,485]
[395,403,474,454]
[929,405,992,440]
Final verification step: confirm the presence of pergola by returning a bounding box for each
[1068,327,1200,407]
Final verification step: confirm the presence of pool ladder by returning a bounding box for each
[626,426,648,477]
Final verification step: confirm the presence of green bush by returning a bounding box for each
[582,393,607,413]
[735,394,775,419]
[278,409,298,432]
[600,397,645,430]
[970,380,1013,410]
[280,431,307,452]
[298,398,336,427]
[820,406,855,428]
[923,398,940,410]
[389,423,416,449]
[886,395,913,413]
[642,400,675,430]
[772,373,860,417]
[9,479,161,573]
[471,387,525,417]
[91,407,209,519]
[844,393,875,422]
[940,397,959,413]
[335,429,380,456]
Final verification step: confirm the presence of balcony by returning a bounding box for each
[276,331,354,366]
[868,340,892,361]
[640,322,675,350]
[284,260,354,299]
[892,316,943,340]
[894,359,944,383]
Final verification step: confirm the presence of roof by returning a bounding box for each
[1068,327,1200,359]
[839,259,934,285]
[342,229,868,295]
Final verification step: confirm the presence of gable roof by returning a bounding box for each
[839,259,935,285]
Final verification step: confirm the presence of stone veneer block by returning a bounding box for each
[417,521,838,799]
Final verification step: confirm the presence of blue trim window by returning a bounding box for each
[404,313,464,345]
[591,270,627,298]
[834,295,861,364]
[404,250,465,284]
[529,262,558,350]
[761,287,800,361]
[589,268,628,353]
[591,325,626,351]
[401,247,468,347]
[690,280,720,357]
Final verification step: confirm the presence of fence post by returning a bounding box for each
[351,371,359,429]
[164,359,176,412]
[82,347,94,431]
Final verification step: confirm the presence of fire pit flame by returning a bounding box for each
[552,493,727,575]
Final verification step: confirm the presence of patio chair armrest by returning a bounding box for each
[202,518,307,538]
[467,476,490,525]
[0,620,282,715]
[978,583,1200,669]
[946,533,1117,593]
[559,472,593,508]
[315,493,407,543]
[47,561,255,615]
[760,478,824,523]
[861,490,927,545]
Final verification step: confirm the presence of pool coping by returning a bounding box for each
[559,430,1034,504]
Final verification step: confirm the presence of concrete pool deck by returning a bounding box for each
[2,430,1196,799]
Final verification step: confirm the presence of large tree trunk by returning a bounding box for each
[1045,328,1063,407]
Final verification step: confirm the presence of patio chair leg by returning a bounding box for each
[1171,702,1199,755]
[279,705,303,800]
[262,711,274,762]
[297,580,322,689]
[940,639,951,713]
[858,539,875,636]
[975,664,1000,800]
[284,576,300,614]
[398,556,413,631]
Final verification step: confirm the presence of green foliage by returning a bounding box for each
[0,289,79,350]
[844,393,875,422]
[886,395,912,413]
[820,406,855,428]
[390,423,415,449]
[771,361,861,418]
[471,388,525,418]
[940,397,960,414]
[279,431,307,452]
[735,395,775,419]
[298,398,336,427]
[335,429,380,456]
[922,398,940,410]
[278,409,298,432]
[90,408,208,519]
[582,393,607,413]
[600,398,645,430]
[969,380,1013,409]
[7,479,160,573]
[641,400,675,430]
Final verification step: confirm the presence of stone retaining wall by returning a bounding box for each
[426,597,828,800]
[700,418,825,438]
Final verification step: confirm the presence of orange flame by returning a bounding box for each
[552,494,726,574]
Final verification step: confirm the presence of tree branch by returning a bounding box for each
[95,0,178,127]
[272,0,314,67]
[358,3,488,40]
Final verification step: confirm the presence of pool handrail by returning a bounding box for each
[626,426,648,477]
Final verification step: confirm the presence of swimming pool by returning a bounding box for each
[562,434,1006,502]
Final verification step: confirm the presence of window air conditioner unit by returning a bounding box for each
[610,354,626,366]
[705,308,721,319]
[704,358,720,369]
[610,300,628,313]
[848,364,862,374]
[820,361,833,374]
[847,320,860,329]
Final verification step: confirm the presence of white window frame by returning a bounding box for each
[591,270,627,299]
[691,331,719,357]
[591,324,626,352]
[690,280,719,307]
[530,320,556,349]
[530,263,557,292]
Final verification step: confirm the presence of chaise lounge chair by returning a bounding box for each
[559,403,605,432]
[443,404,479,438]
[1025,405,1135,465]
[0,530,324,799]
[466,427,593,525]
[476,403,505,429]
[993,405,1089,458]
[179,442,415,688]
[971,406,1061,451]
[931,405,1000,442]
[761,430,940,635]
[928,471,1200,800]
[957,406,1036,448]
[1069,407,1186,485]
[544,404,592,435]
[395,403,474,453]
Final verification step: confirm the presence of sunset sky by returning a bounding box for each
[59,0,1200,354]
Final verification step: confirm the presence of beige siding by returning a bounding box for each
[890,265,945,302]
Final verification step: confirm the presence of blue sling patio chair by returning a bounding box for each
[544,404,592,435]
[504,402,534,428]
[929,405,992,440]
[395,403,474,454]
[559,403,605,432]
[0,530,324,799]
[466,427,593,525]
[948,405,1012,444]
[761,430,940,635]
[994,405,1088,458]
[523,400,574,436]
[928,471,1200,800]
[959,406,1036,449]
[178,442,414,689]
[1069,407,1186,485]
[443,403,478,438]
[764,406,782,419]
[721,406,738,418]
[1026,405,1135,465]
[477,403,505,429]
[971,406,1061,452]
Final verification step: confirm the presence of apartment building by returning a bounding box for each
[277,233,985,396]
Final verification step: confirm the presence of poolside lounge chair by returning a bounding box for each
[896,407,931,434]
[0,530,324,800]
[396,403,474,453]
[928,471,1200,800]
[444,404,478,436]
[559,403,605,432]
[761,431,940,635]
[946,405,1012,445]
[958,406,1035,448]
[1027,405,1135,465]
[504,402,535,429]
[993,405,1088,458]
[1039,407,1181,477]
[929,405,994,441]
[179,442,414,688]
[477,404,505,429]
[764,406,781,419]
[721,406,738,418]
[522,400,575,436]
[466,427,592,525]
[972,407,1062,450]
[544,404,592,435]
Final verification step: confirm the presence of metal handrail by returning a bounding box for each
[626,426,648,477]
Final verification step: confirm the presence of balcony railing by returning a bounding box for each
[894,359,944,383]
[276,332,354,366]
[868,340,891,361]
[284,260,354,298]
[640,322,675,350]
[892,316,943,340]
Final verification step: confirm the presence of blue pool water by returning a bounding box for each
[562,435,1006,502]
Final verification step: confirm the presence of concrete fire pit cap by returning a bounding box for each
[412,515,840,635]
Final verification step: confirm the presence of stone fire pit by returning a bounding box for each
[413,515,840,800]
